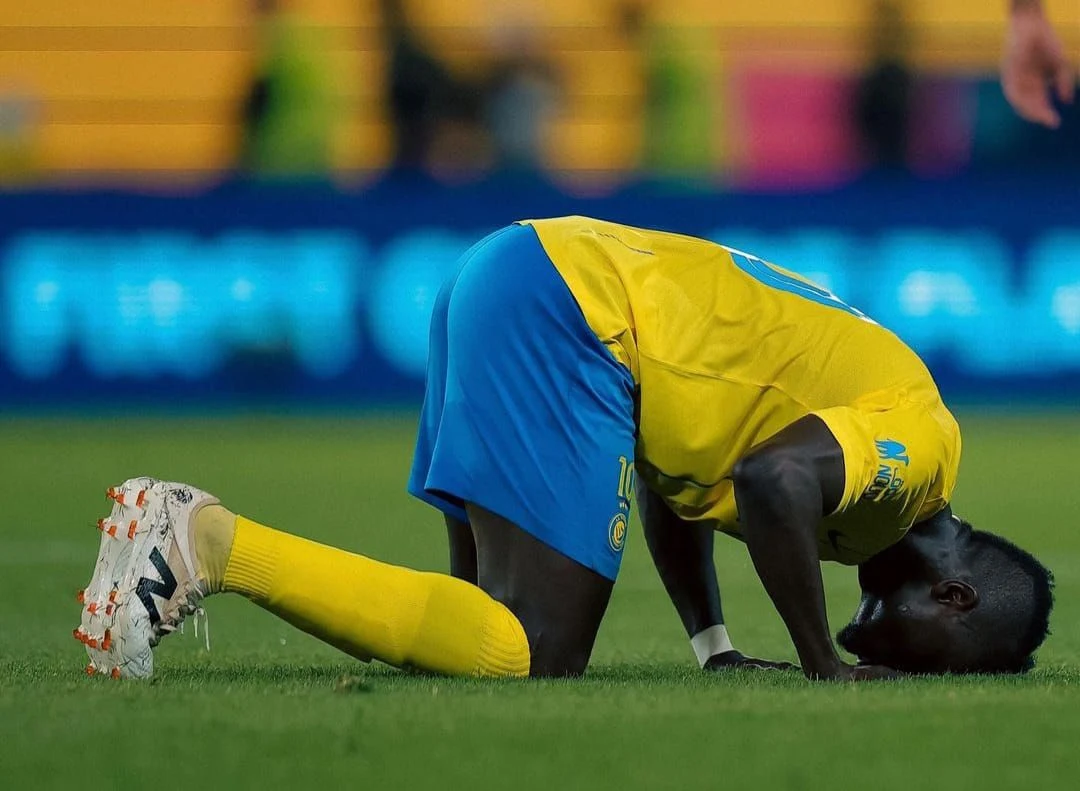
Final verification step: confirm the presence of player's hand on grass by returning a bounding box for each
[815,662,903,682]
[703,649,799,673]
[1002,1,1075,128]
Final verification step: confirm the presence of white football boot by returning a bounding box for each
[75,478,219,679]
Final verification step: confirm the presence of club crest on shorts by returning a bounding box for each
[608,513,628,553]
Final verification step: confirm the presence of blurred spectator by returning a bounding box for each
[854,0,914,170]
[238,0,335,180]
[619,2,714,181]
[424,82,491,182]
[484,22,560,174]
[381,0,489,177]
[0,86,39,184]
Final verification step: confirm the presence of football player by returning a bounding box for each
[76,218,1053,681]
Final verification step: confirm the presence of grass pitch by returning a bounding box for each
[1,412,1078,790]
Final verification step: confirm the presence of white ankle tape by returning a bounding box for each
[691,624,734,668]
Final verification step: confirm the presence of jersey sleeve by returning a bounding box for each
[811,399,961,525]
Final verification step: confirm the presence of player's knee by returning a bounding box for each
[526,641,590,678]
[515,618,591,677]
[490,591,598,678]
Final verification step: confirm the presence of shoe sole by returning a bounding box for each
[75,477,160,679]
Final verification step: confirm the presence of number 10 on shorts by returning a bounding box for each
[617,456,635,505]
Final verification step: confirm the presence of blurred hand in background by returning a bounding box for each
[1002,0,1075,128]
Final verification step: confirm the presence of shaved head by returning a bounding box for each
[838,512,1054,674]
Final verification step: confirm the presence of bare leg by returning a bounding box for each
[445,515,478,584]
[467,503,614,677]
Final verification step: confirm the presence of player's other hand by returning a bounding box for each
[703,649,799,673]
[1002,3,1075,128]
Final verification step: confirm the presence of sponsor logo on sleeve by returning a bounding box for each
[864,439,909,502]
[874,439,910,465]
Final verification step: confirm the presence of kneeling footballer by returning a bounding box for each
[75,217,1054,681]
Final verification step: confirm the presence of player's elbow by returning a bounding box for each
[732,449,818,509]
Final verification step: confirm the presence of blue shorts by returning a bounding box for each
[407,223,637,581]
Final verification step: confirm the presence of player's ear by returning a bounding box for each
[931,579,979,611]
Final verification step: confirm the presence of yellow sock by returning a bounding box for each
[193,505,235,594]
[201,512,530,678]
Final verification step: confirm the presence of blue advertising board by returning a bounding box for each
[1,175,1078,407]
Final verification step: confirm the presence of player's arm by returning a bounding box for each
[637,480,795,672]
[1003,0,1075,127]
[732,415,897,681]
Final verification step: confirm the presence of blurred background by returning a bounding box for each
[1,0,1079,407]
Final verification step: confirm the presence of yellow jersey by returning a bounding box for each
[523,216,962,565]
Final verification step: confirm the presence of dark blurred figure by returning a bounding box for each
[382,0,488,176]
[854,0,914,170]
[484,28,560,173]
[239,0,334,179]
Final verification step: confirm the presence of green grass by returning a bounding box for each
[2,412,1079,790]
